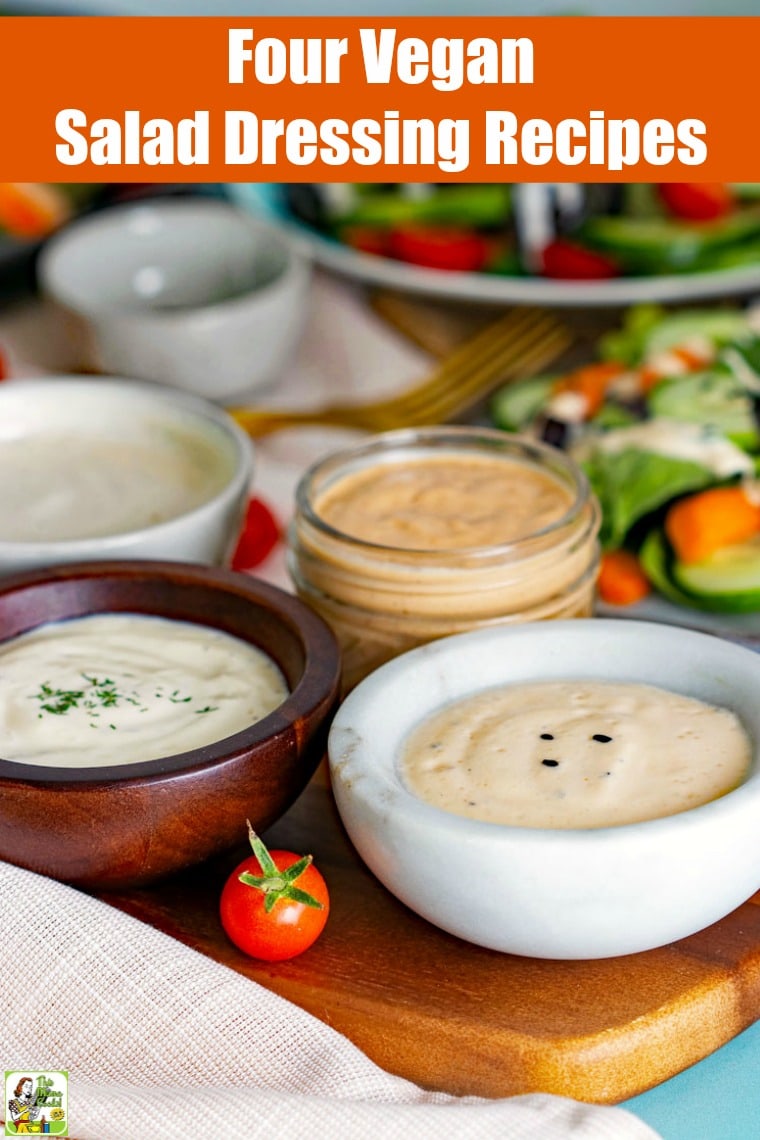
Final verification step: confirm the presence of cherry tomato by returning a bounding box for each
[231,497,280,572]
[540,238,620,280]
[388,225,491,272]
[657,183,734,221]
[220,823,329,962]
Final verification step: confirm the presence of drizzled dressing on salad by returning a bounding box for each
[490,304,760,613]
[593,420,754,478]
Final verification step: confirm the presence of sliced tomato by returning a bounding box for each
[231,497,280,571]
[388,225,491,272]
[340,225,391,257]
[540,239,620,280]
[657,183,734,221]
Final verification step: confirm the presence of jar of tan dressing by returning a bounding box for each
[288,427,601,689]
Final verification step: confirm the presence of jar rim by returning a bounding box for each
[295,426,595,560]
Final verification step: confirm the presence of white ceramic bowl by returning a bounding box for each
[328,619,760,960]
[37,198,311,402]
[0,376,253,575]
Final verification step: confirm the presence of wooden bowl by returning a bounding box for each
[0,561,341,889]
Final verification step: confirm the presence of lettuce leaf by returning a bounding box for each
[598,304,665,366]
[583,448,716,550]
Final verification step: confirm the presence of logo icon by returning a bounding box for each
[4,1072,68,1136]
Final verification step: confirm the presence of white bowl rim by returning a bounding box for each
[0,375,253,555]
[328,618,760,846]
[37,198,310,322]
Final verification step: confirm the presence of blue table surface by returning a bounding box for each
[623,1017,760,1139]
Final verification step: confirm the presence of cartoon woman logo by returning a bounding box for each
[7,1077,41,1134]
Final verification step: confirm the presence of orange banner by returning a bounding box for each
[0,15,757,182]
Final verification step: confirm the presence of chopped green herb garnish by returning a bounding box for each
[33,683,85,715]
[28,674,218,726]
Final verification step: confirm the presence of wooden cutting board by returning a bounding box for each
[98,772,760,1106]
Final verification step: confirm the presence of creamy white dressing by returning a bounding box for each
[0,614,289,767]
[0,427,233,543]
[594,419,754,478]
[644,350,691,378]
[402,680,752,829]
[545,390,588,423]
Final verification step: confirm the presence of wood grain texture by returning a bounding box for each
[99,775,760,1105]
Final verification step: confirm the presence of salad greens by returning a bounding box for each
[490,302,760,614]
[583,449,716,551]
[284,183,760,280]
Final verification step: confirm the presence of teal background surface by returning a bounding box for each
[625,1018,760,1139]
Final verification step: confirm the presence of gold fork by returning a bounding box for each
[230,306,572,438]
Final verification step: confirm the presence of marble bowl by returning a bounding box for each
[328,619,760,959]
[0,376,253,576]
[38,198,311,402]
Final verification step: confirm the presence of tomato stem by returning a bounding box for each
[239,820,324,911]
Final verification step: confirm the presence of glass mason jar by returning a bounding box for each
[288,426,601,691]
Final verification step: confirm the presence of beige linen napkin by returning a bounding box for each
[0,860,660,1140]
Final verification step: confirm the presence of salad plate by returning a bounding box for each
[227,183,760,309]
[596,592,760,637]
[488,301,760,634]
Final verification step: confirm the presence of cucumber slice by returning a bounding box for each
[638,529,706,609]
[490,376,554,431]
[590,403,639,430]
[579,208,760,274]
[579,217,702,272]
[340,184,511,229]
[648,371,759,447]
[620,183,666,219]
[638,528,760,613]
[643,310,751,357]
[690,240,760,272]
[672,537,760,611]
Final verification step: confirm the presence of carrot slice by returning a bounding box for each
[639,367,664,394]
[639,343,711,393]
[665,486,760,565]
[672,344,711,370]
[597,550,651,606]
[552,361,625,418]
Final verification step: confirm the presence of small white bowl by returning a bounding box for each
[37,198,311,402]
[0,376,253,575]
[328,620,760,960]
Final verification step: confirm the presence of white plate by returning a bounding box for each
[597,596,760,640]
[228,184,760,310]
